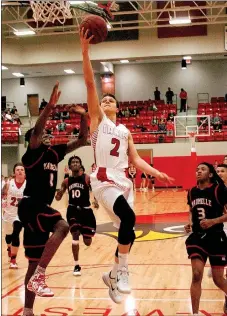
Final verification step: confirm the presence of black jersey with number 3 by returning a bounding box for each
[22,144,67,205]
[68,174,90,207]
[187,183,227,233]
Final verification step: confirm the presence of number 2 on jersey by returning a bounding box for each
[10,197,21,207]
[197,207,206,220]
[110,138,120,157]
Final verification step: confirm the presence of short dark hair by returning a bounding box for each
[80,165,85,172]
[25,128,34,143]
[68,155,82,167]
[217,164,227,169]
[101,93,119,108]
[198,162,224,185]
[13,163,24,173]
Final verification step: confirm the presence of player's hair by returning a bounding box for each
[80,165,85,172]
[101,93,119,108]
[68,155,82,167]
[217,164,227,169]
[198,162,225,186]
[24,128,34,142]
[13,163,24,173]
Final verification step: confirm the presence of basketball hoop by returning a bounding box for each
[30,0,72,24]
[188,132,196,151]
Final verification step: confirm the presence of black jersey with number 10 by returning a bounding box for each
[68,174,90,208]
[187,183,227,233]
[22,144,67,205]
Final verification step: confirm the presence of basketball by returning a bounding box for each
[80,15,108,44]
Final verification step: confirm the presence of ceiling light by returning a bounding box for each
[120,60,129,64]
[2,65,8,70]
[169,17,191,25]
[183,56,192,60]
[181,59,187,69]
[13,30,35,36]
[64,69,75,74]
[12,73,24,77]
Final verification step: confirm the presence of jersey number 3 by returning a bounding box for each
[197,207,206,220]
[110,138,120,157]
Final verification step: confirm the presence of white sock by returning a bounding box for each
[75,261,79,266]
[35,265,45,275]
[118,252,128,270]
[110,261,118,278]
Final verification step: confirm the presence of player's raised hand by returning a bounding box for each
[184,223,192,233]
[157,172,175,184]
[80,27,94,53]
[49,82,61,107]
[70,104,86,116]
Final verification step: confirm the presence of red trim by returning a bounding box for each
[24,152,45,169]
[48,147,59,162]
[83,234,94,237]
[25,256,40,261]
[187,245,225,257]
[96,167,115,185]
[83,225,95,230]
[24,244,46,248]
[36,212,61,233]
[189,253,205,262]
[14,179,25,189]
[70,223,81,229]
[214,184,222,206]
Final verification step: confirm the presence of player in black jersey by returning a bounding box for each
[18,83,88,316]
[184,162,227,315]
[55,155,96,276]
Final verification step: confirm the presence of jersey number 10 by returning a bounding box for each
[72,189,81,199]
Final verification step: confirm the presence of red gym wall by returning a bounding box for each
[134,154,224,188]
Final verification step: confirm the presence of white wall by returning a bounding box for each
[2,74,102,116]
[115,60,227,108]
[2,25,226,64]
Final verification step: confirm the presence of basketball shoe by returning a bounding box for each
[27,272,54,297]
[9,259,18,269]
[117,266,131,294]
[73,265,81,276]
[102,272,122,304]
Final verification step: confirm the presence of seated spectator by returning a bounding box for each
[117,109,124,118]
[5,110,14,123]
[166,120,174,136]
[167,110,175,122]
[56,119,66,132]
[141,124,147,132]
[12,110,22,125]
[52,109,61,120]
[158,116,166,131]
[212,113,222,130]
[61,110,70,120]
[124,107,130,118]
[10,105,18,115]
[129,106,139,117]
[152,116,158,124]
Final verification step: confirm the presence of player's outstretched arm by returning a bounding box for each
[80,28,103,126]
[2,182,9,199]
[55,178,68,201]
[30,82,61,149]
[66,105,88,154]
[128,132,174,184]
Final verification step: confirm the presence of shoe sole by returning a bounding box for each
[102,274,122,304]
[73,272,81,276]
[117,287,131,294]
[27,283,54,297]
[9,266,18,269]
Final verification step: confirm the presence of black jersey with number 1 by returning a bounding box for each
[187,183,227,233]
[68,174,90,207]
[22,144,67,205]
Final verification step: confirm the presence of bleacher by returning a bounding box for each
[1,121,20,144]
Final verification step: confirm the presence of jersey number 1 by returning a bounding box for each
[110,138,120,157]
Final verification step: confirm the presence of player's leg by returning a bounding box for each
[23,260,38,316]
[6,234,12,261]
[82,208,96,247]
[190,259,205,314]
[10,220,23,268]
[3,220,13,262]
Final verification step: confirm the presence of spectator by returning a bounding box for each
[39,98,47,111]
[212,112,222,130]
[198,112,207,127]
[12,110,22,125]
[213,160,218,170]
[223,155,227,164]
[158,115,166,131]
[165,87,174,104]
[10,105,18,115]
[124,107,130,118]
[5,110,14,123]
[56,119,66,132]
[154,87,161,101]
[129,106,139,117]
[166,120,174,136]
[167,109,175,122]
[179,88,187,112]
[61,110,70,120]
[117,109,124,118]
[52,109,61,120]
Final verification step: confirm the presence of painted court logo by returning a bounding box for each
[97,212,187,242]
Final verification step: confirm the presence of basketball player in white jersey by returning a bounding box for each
[207,163,227,279]
[80,29,174,304]
[2,163,26,269]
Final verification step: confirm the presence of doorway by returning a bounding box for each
[27,94,39,116]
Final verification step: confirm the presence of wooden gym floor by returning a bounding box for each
[2,190,226,316]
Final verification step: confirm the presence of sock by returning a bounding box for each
[22,307,34,316]
[75,261,79,266]
[10,255,16,262]
[118,252,128,270]
[35,265,45,275]
[110,261,118,278]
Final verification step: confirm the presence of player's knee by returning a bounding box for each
[83,236,92,246]
[55,220,69,238]
[5,234,12,245]
[13,221,23,235]
[118,228,135,245]
[192,269,203,283]
[11,236,20,247]
[212,274,225,288]
[113,195,136,229]
[71,231,80,241]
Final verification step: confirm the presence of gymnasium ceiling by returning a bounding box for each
[2,1,227,39]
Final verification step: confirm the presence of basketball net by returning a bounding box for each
[188,131,196,153]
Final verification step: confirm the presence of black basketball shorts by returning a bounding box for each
[185,231,227,267]
[18,197,63,261]
[66,205,96,238]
